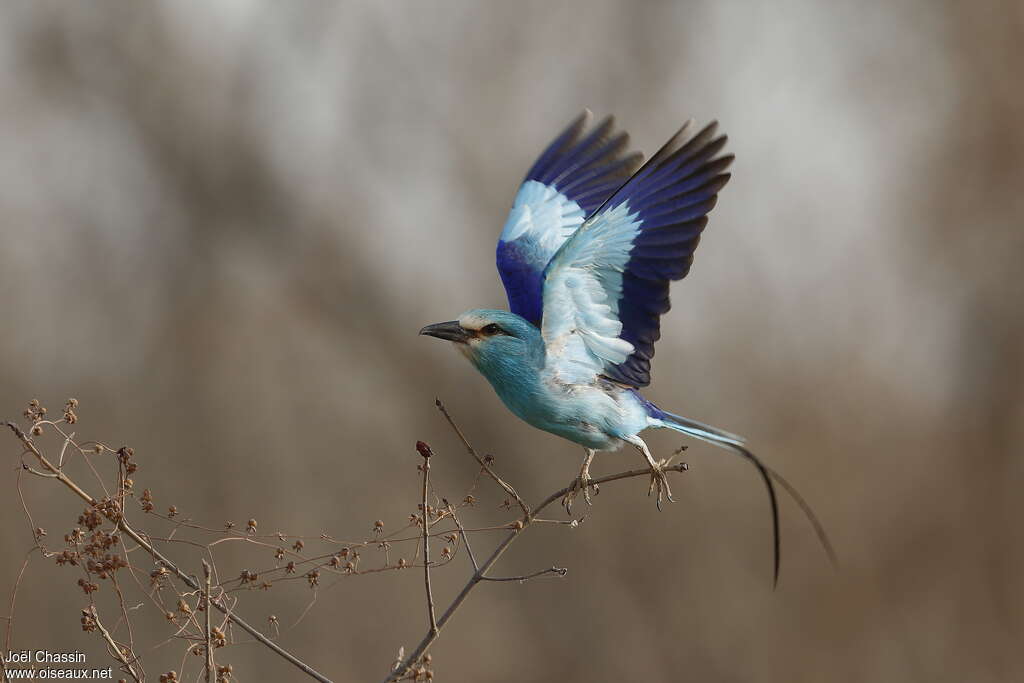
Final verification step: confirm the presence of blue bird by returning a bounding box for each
[421,111,789,582]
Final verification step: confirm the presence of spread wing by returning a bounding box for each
[540,120,733,387]
[496,111,642,326]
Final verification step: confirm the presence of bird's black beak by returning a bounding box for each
[419,320,471,344]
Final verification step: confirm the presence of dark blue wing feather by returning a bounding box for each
[540,121,732,387]
[601,121,733,387]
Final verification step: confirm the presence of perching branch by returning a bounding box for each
[384,417,690,683]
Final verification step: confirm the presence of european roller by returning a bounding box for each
[421,111,788,582]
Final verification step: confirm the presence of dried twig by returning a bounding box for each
[87,605,141,683]
[480,566,567,582]
[417,442,438,635]
[203,559,214,683]
[3,421,334,683]
[445,502,478,573]
[435,400,529,517]
[384,458,690,682]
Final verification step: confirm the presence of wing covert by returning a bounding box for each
[496,111,642,326]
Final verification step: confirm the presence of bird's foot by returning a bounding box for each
[562,470,598,515]
[647,455,677,511]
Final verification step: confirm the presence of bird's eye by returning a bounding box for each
[481,323,502,335]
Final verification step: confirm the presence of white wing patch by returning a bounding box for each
[541,202,642,383]
[500,180,586,254]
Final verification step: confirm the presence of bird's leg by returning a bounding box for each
[562,448,598,514]
[625,435,676,511]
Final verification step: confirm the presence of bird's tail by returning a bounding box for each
[646,404,781,585]
[647,407,747,449]
[645,404,839,585]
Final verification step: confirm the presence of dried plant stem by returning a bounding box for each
[0,551,29,683]
[446,504,479,572]
[384,461,689,682]
[435,400,529,517]
[480,566,567,582]
[420,450,438,635]
[4,422,334,683]
[88,606,141,683]
[203,559,214,683]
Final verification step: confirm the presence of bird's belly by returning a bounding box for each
[492,379,647,451]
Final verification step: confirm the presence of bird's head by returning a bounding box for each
[419,309,541,370]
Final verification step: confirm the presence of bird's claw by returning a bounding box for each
[647,458,676,511]
[562,474,598,515]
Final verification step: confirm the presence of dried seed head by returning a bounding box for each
[64,399,79,424]
[415,441,433,459]
[80,609,98,632]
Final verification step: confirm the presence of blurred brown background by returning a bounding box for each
[1,1,1022,681]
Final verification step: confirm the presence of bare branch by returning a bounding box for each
[435,400,529,517]
[203,559,214,683]
[416,443,438,636]
[384,458,690,682]
[445,502,478,573]
[3,421,335,683]
[481,566,567,582]
[87,605,141,683]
